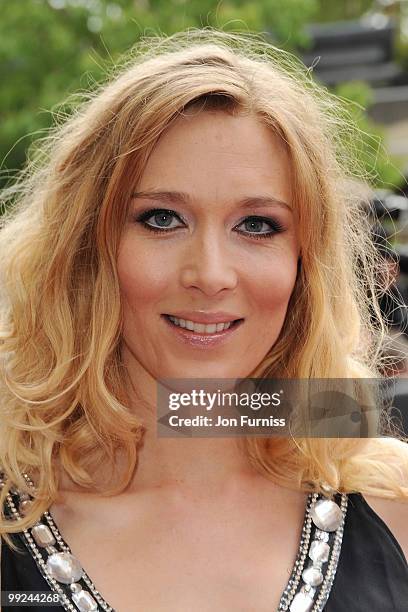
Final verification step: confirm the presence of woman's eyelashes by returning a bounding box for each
[133,208,285,240]
[135,208,185,232]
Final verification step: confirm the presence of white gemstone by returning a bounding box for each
[31,524,56,547]
[302,565,324,586]
[72,589,98,611]
[309,540,330,563]
[289,591,314,611]
[310,499,342,532]
[46,552,83,584]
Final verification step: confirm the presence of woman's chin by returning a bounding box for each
[156,366,251,387]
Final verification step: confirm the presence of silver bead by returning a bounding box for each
[18,499,33,516]
[300,585,316,598]
[309,540,330,563]
[31,524,56,548]
[302,565,324,586]
[321,482,335,497]
[46,552,83,584]
[72,589,98,611]
[289,591,314,612]
[310,499,342,532]
[314,529,329,542]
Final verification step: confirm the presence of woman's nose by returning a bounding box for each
[179,230,239,296]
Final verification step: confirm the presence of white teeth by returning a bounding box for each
[168,316,233,333]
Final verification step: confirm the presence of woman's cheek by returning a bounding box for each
[117,237,173,304]
[249,253,298,309]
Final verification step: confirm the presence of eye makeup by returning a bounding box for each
[132,207,286,241]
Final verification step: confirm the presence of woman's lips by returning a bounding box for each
[161,314,244,348]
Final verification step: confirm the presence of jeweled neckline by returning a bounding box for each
[3,474,348,612]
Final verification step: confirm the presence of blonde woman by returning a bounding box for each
[0,29,407,612]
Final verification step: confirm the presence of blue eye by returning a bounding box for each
[134,208,285,240]
[235,216,285,239]
[135,209,184,230]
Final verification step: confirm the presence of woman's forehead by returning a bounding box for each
[135,111,292,210]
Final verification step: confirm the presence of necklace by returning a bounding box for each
[2,472,348,612]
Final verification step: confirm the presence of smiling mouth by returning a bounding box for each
[162,314,244,335]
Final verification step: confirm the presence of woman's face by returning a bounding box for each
[117,110,300,380]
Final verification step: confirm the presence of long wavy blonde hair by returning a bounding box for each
[1,29,407,543]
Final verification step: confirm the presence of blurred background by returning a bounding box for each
[1,0,407,390]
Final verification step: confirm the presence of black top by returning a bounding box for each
[1,493,407,611]
[327,493,408,611]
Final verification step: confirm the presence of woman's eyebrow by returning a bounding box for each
[132,190,189,205]
[131,190,292,211]
[238,196,292,212]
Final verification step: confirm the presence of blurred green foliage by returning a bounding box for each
[0,0,318,186]
[0,0,405,190]
[334,81,405,189]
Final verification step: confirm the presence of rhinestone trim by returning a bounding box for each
[278,491,348,612]
[1,471,348,611]
[278,493,318,610]
[312,494,348,611]
[2,473,113,612]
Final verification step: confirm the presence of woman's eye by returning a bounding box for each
[135,209,185,233]
[235,216,285,239]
